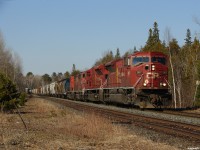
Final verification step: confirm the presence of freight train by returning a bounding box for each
[32,51,172,108]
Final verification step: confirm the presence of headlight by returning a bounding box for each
[143,83,147,86]
[151,65,155,71]
[163,83,167,87]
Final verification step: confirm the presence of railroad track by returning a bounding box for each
[129,107,200,119]
[145,109,200,119]
[43,96,200,142]
[163,110,200,118]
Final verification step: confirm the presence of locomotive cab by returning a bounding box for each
[140,54,168,90]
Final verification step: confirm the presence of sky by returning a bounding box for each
[0,0,200,76]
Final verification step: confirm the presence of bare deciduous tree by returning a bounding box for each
[0,32,25,91]
[164,28,177,108]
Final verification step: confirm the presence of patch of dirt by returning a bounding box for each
[0,97,197,149]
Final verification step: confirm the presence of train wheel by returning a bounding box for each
[151,96,163,109]
[139,98,147,109]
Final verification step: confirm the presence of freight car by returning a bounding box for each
[33,51,171,108]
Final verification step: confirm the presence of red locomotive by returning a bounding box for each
[66,51,171,108]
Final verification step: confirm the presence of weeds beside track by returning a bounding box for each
[43,96,200,142]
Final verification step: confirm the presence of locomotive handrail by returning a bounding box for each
[164,78,171,89]
[100,79,107,89]
[133,74,143,88]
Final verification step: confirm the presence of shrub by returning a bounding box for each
[3,98,17,110]
[18,92,27,106]
[0,72,20,111]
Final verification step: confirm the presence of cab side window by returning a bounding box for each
[133,57,149,65]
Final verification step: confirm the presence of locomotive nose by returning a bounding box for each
[143,65,168,89]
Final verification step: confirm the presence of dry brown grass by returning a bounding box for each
[0,114,6,122]
[56,112,116,140]
[0,97,180,149]
[31,98,119,140]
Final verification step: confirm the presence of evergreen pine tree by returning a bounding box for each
[162,40,166,47]
[72,64,76,73]
[51,72,57,82]
[169,38,180,55]
[152,22,160,43]
[0,72,19,110]
[134,46,137,52]
[146,28,153,47]
[64,71,70,78]
[184,29,192,46]
[42,74,52,84]
[71,64,80,76]
[115,48,120,59]
[110,51,113,58]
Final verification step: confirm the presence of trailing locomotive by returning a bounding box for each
[32,51,171,108]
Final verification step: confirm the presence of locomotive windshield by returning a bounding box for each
[132,57,149,65]
[151,57,166,65]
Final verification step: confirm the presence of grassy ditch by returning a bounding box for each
[0,98,179,149]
